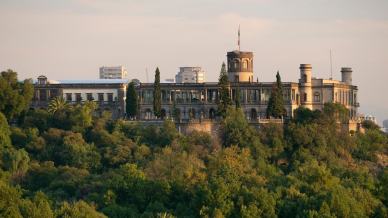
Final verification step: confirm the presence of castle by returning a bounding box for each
[31,49,359,123]
[136,50,359,121]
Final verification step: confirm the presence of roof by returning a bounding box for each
[47,79,129,84]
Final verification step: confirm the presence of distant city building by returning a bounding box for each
[175,67,205,83]
[383,120,388,128]
[99,66,127,79]
[382,119,388,133]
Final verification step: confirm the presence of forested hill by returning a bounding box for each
[1,70,388,218]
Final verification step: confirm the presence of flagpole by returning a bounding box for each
[238,25,240,51]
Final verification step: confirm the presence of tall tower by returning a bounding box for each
[341,67,352,85]
[299,64,313,109]
[226,26,254,83]
[227,51,254,82]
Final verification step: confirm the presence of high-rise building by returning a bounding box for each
[99,66,127,79]
[175,67,205,83]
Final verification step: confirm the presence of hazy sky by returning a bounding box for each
[1,0,388,124]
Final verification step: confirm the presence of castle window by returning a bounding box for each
[107,93,113,102]
[98,93,104,102]
[75,93,82,102]
[314,92,320,102]
[66,93,72,102]
[234,60,239,70]
[86,93,93,101]
[243,60,248,69]
[303,93,307,102]
[302,75,307,83]
[292,89,295,101]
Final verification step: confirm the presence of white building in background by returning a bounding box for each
[175,67,205,83]
[382,120,388,133]
[359,114,378,125]
[99,66,128,79]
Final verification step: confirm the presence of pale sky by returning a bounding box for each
[1,0,388,124]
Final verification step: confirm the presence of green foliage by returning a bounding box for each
[0,82,388,217]
[217,62,232,118]
[153,67,162,118]
[323,102,350,122]
[266,71,286,118]
[0,112,11,148]
[221,107,261,149]
[0,70,34,121]
[56,200,107,218]
[362,120,380,130]
[48,97,70,115]
[23,109,51,132]
[126,82,138,119]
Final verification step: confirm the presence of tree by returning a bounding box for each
[217,63,232,117]
[221,107,261,149]
[47,97,70,115]
[153,67,162,118]
[70,102,97,132]
[56,200,107,218]
[362,120,380,130]
[0,112,11,148]
[266,71,286,118]
[0,70,34,121]
[126,82,138,119]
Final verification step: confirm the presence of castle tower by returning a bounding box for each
[299,64,313,109]
[341,67,352,85]
[227,51,254,82]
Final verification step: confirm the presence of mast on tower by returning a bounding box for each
[238,25,241,51]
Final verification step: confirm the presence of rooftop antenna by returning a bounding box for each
[238,24,241,51]
[330,49,333,80]
[146,68,149,83]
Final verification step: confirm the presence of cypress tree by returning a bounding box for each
[217,62,232,117]
[153,67,162,118]
[266,71,286,118]
[126,82,138,119]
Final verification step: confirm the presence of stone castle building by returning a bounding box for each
[31,48,359,122]
[32,76,127,119]
[136,49,359,121]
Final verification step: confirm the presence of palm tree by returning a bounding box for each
[48,97,70,114]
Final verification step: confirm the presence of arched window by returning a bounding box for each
[314,92,320,102]
[302,74,307,83]
[251,108,257,120]
[243,60,248,69]
[234,60,239,70]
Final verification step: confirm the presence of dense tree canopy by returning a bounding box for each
[0,70,388,217]
[0,70,34,121]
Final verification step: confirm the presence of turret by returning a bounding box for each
[227,50,254,82]
[299,64,313,109]
[341,67,352,85]
[299,64,312,84]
